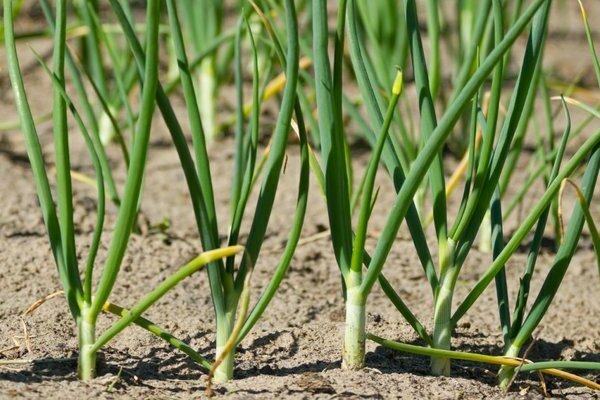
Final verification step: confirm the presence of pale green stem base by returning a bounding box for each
[166,38,179,83]
[213,314,235,383]
[213,345,235,383]
[479,210,492,253]
[498,344,521,390]
[99,109,115,146]
[198,60,216,142]
[342,293,366,370]
[415,186,427,220]
[77,311,97,380]
[431,283,453,376]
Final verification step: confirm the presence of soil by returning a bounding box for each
[1,1,600,399]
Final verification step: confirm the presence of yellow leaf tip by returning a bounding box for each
[392,68,403,96]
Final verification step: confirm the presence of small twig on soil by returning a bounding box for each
[19,317,32,354]
[508,335,549,396]
[262,223,384,256]
[0,365,25,372]
[106,367,123,393]
[537,370,549,397]
[262,230,330,255]
[22,290,64,316]
[0,345,19,356]
[0,356,77,366]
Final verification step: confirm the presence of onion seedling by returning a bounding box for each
[34,0,124,213]
[495,139,600,389]
[559,179,600,273]
[315,0,600,376]
[60,0,139,148]
[174,0,227,143]
[4,0,242,380]
[494,2,600,387]
[106,0,308,382]
[313,0,423,369]
[368,333,600,390]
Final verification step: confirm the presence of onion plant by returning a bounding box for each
[368,334,600,390]
[356,0,600,386]
[103,0,308,382]
[4,0,242,380]
[0,0,23,41]
[314,0,600,376]
[31,0,126,215]
[495,133,600,388]
[174,0,228,143]
[349,0,565,224]
[183,0,221,130]
[65,0,139,147]
[494,0,600,387]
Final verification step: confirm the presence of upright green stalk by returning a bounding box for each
[314,0,405,366]
[180,0,223,142]
[6,0,159,380]
[499,143,600,388]
[74,0,113,145]
[52,0,79,308]
[38,0,122,208]
[497,2,600,386]
[312,0,354,367]
[425,0,441,99]
[77,307,96,380]
[214,309,235,383]
[33,47,110,378]
[90,0,160,321]
[343,271,366,369]
[404,0,447,252]
[430,241,455,375]
[163,0,304,381]
[4,0,81,322]
[402,0,456,373]
[347,0,438,294]
[357,0,548,376]
[6,0,253,383]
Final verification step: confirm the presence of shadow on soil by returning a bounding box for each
[0,333,596,396]
[234,333,599,394]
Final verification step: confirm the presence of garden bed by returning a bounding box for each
[1,1,599,398]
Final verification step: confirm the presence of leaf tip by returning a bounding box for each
[392,68,403,96]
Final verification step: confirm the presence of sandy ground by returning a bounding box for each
[1,1,600,399]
